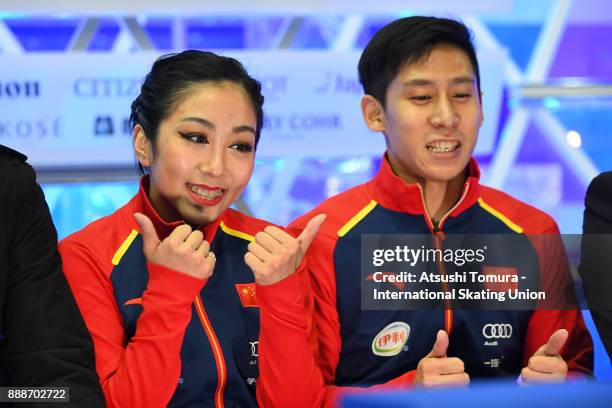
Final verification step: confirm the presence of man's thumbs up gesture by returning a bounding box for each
[245,214,326,285]
[134,212,216,280]
[521,329,568,383]
[415,330,470,387]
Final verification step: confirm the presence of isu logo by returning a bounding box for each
[482,323,513,339]
[371,322,410,357]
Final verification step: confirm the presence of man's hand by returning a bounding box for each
[521,329,568,383]
[134,212,215,280]
[245,214,326,285]
[415,330,470,388]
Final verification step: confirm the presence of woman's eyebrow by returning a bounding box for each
[234,125,256,135]
[179,117,254,135]
[180,117,215,130]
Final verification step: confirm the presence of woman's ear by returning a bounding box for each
[133,124,153,168]
[478,91,485,128]
[361,95,386,133]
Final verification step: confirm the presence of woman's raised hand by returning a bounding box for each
[134,212,216,280]
[245,214,326,285]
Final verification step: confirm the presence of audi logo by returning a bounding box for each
[250,341,259,358]
[482,323,513,339]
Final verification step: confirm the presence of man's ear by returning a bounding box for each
[133,124,153,168]
[361,95,386,133]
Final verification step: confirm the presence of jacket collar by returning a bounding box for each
[125,175,221,243]
[366,154,481,218]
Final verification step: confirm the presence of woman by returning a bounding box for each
[59,50,323,407]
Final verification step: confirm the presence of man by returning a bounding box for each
[579,171,612,360]
[253,17,593,407]
[0,144,104,406]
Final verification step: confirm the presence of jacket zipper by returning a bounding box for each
[194,295,227,408]
[416,182,471,336]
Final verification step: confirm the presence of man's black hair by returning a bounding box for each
[358,16,481,107]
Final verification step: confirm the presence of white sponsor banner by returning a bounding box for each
[0,50,504,168]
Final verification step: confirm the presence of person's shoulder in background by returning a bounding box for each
[0,144,34,194]
[585,171,612,228]
[580,171,612,361]
[0,144,106,407]
[0,144,27,162]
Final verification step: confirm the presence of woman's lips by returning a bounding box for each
[187,183,224,206]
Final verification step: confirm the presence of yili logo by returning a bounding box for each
[371,322,410,357]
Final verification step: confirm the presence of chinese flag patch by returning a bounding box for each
[235,283,258,308]
[482,266,518,292]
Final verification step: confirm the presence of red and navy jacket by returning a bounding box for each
[282,156,594,407]
[59,176,293,408]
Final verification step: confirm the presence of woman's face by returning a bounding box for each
[134,81,257,226]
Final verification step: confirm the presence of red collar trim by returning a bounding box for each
[450,159,481,217]
[366,154,481,217]
[124,175,221,243]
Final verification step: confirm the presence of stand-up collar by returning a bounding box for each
[366,154,481,217]
[124,175,221,243]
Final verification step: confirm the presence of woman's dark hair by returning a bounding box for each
[130,50,264,174]
[358,16,481,108]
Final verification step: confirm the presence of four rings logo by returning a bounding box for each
[482,323,513,339]
[250,341,259,358]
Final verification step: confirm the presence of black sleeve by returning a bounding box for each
[579,171,612,361]
[1,163,105,407]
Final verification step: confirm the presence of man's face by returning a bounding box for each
[373,44,483,184]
